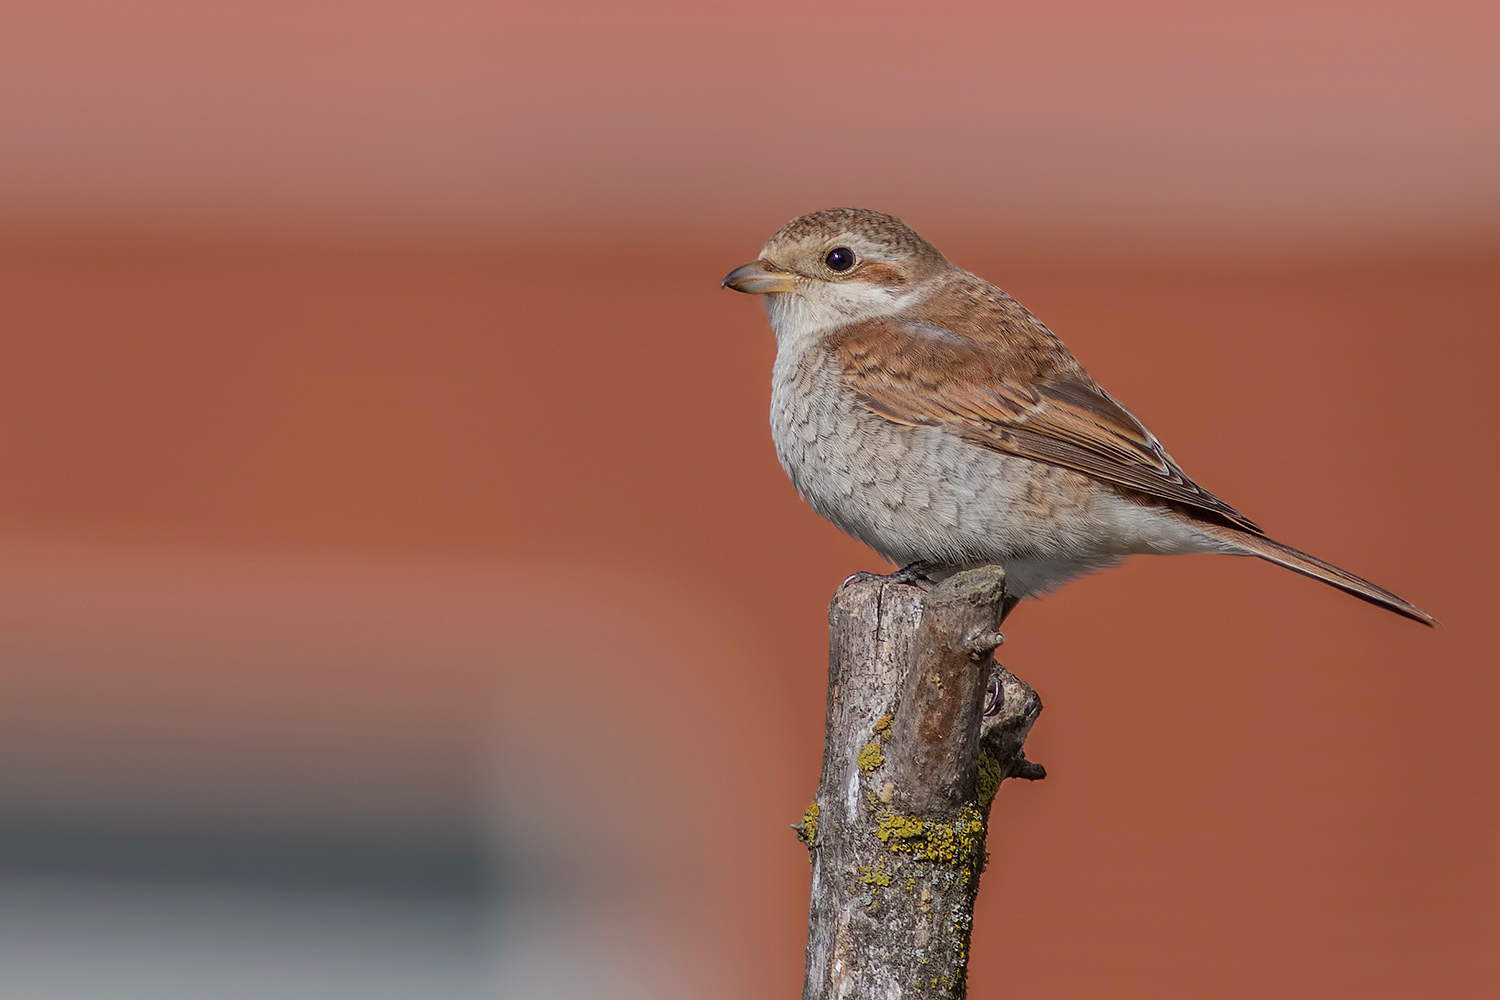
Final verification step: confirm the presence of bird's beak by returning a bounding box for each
[722,260,799,294]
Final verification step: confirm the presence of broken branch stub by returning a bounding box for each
[801,566,1045,1000]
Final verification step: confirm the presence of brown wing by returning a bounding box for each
[829,308,1263,534]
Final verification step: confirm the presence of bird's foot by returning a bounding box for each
[887,560,943,586]
[844,560,942,590]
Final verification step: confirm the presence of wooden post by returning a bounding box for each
[797,566,1045,999]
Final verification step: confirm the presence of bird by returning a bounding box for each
[722,207,1434,626]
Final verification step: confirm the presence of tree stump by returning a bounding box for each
[798,566,1045,999]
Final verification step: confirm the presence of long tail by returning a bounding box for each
[1192,522,1436,626]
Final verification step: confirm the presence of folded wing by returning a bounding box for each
[828,313,1263,533]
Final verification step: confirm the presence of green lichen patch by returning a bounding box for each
[976,748,1003,808]
[873,713,893,740]
[857,741,885,772]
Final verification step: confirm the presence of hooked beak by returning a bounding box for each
[721,260,799,294]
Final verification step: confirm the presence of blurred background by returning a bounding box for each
[2,1,1497,997]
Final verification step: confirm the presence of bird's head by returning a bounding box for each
[722,208,950,341]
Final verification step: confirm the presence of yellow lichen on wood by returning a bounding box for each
[875,806,987,868]
[796,802,820,846]
[875,812,925,845]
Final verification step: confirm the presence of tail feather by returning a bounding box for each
[1193,523,1437,626]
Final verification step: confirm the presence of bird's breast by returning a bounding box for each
[770,344,1061,563]
[766,343,1204,593]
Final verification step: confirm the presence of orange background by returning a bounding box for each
[2,2,1497,997]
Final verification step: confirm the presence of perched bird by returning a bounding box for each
[723,207,1434,625]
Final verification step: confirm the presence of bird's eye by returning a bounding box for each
[824,246,856,272]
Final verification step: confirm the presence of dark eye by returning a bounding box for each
[824,246,856,272]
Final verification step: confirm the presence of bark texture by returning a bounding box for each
[799,566,1044,1000]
